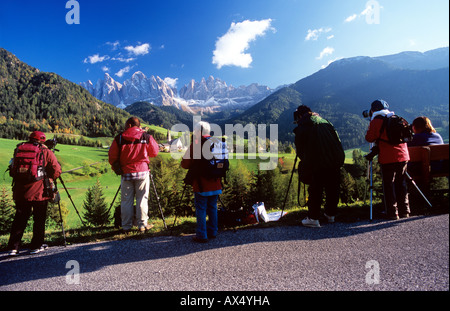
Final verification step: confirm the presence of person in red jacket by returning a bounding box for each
[8,131,62,256]
[181,121,222,243]
[109,117,159,233]
[365,100,410,219]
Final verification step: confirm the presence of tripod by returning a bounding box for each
[280,156,298,220]
[51,181,67,247]
[58,176,89,227]
[51,176,89,247]
[149,171,167,229]
[107,172,168,230]
[405,171,432,208]
[367,157,374,222]
[171,184,188,231]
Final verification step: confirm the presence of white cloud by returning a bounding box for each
[83,54,109,64]
[111,56,136,63]
[345,2,383,23]
[101,66,110,72]
[124,43,151,56]
[316,47,335,60]
[115,66,131,78]
[327,35,335,40]
[164,77,178,88]
[345,14,358,23]
[106,41,120,50]
[212,19,275,69]
[305,27,332,41]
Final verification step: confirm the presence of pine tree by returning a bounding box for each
[82,179,111,227]
[0,186,14,233]
[221,161,253,211]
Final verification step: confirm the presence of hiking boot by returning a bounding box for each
[302,217,321,228]
[139,224,154,232]
[192,236,208,243]
[30,244,48,255]
[324,213,335,223]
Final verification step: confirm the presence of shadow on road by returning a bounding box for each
[1,214,444,288]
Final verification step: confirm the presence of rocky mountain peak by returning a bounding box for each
[81,72,274,113]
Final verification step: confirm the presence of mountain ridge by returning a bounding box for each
[80,72,274,115]
[231,47,449,149]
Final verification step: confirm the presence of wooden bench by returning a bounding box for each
[408,144,449,193]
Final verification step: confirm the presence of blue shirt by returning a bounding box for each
[408,132,444,147]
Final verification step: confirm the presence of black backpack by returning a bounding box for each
[378,115,413,145]
[199,136,229,179]
[184,136,230,187]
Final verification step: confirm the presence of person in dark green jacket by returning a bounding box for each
[293,105,345,227]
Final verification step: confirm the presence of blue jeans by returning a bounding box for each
[194,193,218,239]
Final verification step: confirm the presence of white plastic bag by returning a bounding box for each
[252,202,269,223]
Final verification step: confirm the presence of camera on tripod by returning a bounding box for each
[45,138,59,152]
[362,110,372,119]
[365,145,380,162]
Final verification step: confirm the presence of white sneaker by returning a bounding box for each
[8,249,19,257]
[30,244,48,255]
[324,213,335,223]
[302,217,321,228]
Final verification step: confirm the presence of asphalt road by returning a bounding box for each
[1,214,448,294]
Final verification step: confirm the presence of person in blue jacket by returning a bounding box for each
[408,116,444,147]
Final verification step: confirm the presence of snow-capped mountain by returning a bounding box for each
[80,72,274,114]
[80,72,180,109]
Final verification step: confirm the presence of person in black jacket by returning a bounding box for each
[293,105,345,228]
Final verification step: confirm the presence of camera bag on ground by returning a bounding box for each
[218,205,256,228]
[378,115,413,145]
[9,142,45,183]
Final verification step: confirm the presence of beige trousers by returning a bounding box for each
[121,175,150,230]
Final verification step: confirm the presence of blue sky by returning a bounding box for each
[0,0,448,89]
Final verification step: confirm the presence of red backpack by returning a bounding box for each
[10,142,46,183]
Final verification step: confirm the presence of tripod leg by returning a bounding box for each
[58,201,67,247]
[369,161,373,222]
[58,176,89,227]
[149,172,167,229]
[405,172,432,208]
[106,185,121,216]
[171,185,187,231]
[280,156,298,219]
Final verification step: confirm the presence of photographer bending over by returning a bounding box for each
[293,105,345,228]
[365,100,410,220]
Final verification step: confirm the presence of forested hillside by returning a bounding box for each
[0,48,130,140]
[125,101,194,130]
